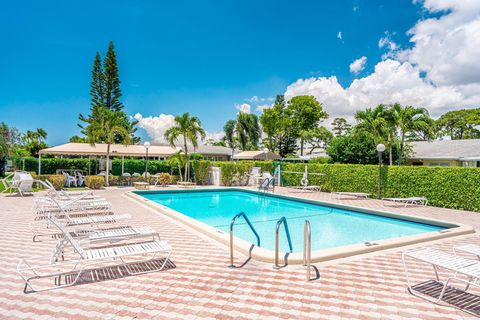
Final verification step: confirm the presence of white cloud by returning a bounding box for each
[349,56,367,74]
[235,103,251,114]
[284,0,480,121]
[247,96,260,103]
[134,113,221,146]
[337,31,343,40]
[403,0,480,86]
[255,104,273,112]
[205,131,224,142]
[134,113,175,144]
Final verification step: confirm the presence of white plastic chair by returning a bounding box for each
[76,172,85,187]
[62,172,77,188]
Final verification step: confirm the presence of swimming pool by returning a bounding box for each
[130,188,472,264]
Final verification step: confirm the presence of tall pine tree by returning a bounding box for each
[78,42,139,143]
[103,41,123,112]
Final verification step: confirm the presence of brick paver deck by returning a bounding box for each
[2,187,480,319]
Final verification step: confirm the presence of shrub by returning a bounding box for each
[191,160,211,185]
[384,166,480,211]
[157,173,173,186]
[218,162,236,186]
[19,157,98,174]
[281,163,480,212]
[34,174,66,190]
[85,176,104,189]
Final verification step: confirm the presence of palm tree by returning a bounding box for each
[355,105,388,142]
[85,108,132,186]
[167,151,185,182]
[164,112,206,182]
[235,113,260,151]
[390,104,432,165]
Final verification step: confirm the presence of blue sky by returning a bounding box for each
[0,1,453,145]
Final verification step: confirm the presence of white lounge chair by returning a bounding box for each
[331,192,370,199]
[33,194,112,217]
[1,171,14,193]
[40,179,99,201]
[17,214,173,292]
[402,247,480,304]
[454,244,480,260]
[8,171,35,196]
[32,196,129,241]
[383,196,428,207]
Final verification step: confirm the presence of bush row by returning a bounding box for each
[281,163,480,212]
[191,160,275,186]
[17,157,179,175]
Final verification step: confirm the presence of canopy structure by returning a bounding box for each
[38,143,180,175]
[232,150,281,161]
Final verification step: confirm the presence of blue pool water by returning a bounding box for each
[137,189,445,252]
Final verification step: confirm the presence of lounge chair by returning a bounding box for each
[8,171,34,196]
[38,179,98,201]
[382,196,428,207]
[17,214,173,292]
[454,244,480,260]
[331,192,370,199]
[402,247,480,304]
[32,195,129,241]
[0,171,14,193]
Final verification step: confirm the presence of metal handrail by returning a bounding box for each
[303,220,312,281]
[274,216,293,268]
[229,212,261,268]
[258,177,275,193]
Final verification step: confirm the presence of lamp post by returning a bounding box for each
[376,143,385,199]
[144,141,151,179]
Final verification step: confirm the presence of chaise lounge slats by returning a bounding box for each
[405,248,475,270]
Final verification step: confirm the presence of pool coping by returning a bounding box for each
[126,187,475,265]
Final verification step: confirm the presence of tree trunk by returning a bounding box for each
[300,138,304,156]
[105,144,110,187]
[398,133,405,165]
[183,136,188,182]
[389,144,393,166]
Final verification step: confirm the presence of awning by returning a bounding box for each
[39,143,180,157]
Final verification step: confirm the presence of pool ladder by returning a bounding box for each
[229,213,313,281]
[304,220,312,281]
[274,217,293,268]
[258,177,275,193]
[229,212,260,268]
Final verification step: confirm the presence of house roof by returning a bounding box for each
[232,150,281,160]
[187,145,236,156]
[39,143,180,157]
[410,139,480,160]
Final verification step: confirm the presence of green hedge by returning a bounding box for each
[111,159,178,176]
[18,157,99,174]
[281,163,480,212]
[16,157,179,176]
[384,166,480,211]
[191,160,274,186]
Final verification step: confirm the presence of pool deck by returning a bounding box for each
[2,186,480,319]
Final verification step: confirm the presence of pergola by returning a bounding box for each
[38,143,180,175]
